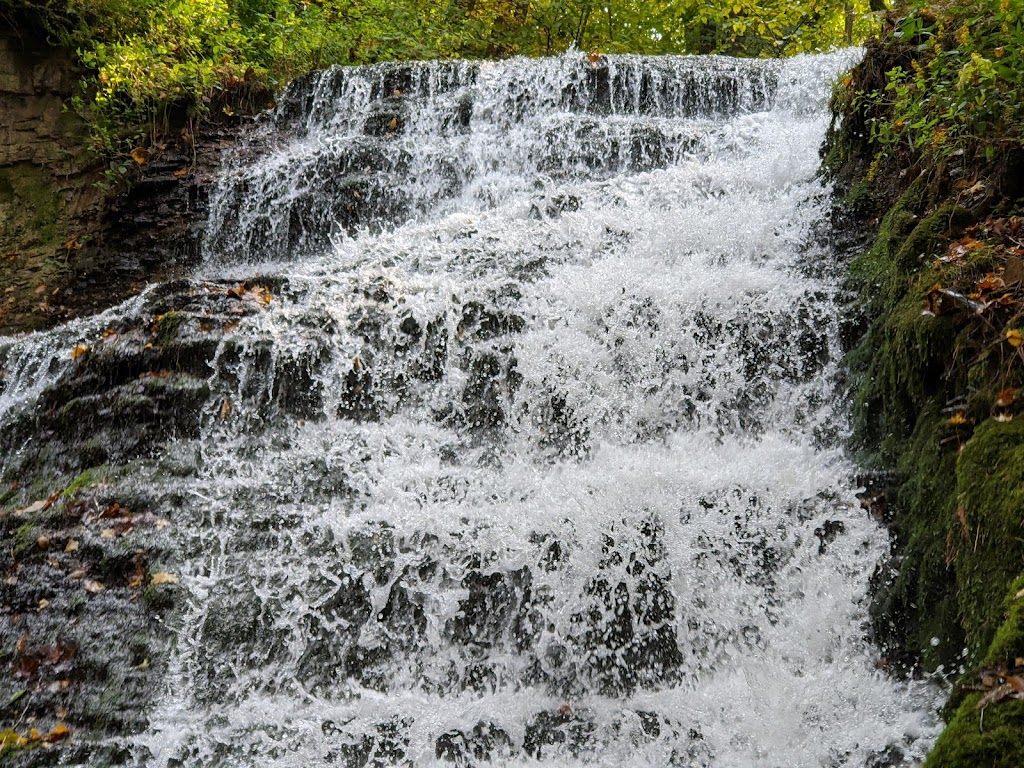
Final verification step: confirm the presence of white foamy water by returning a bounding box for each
[0,49,941,767]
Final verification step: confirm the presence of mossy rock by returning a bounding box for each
[925,576,1024,768]
[869,405,964,671]
[925,698,1024,768]
[954,421,1024,659]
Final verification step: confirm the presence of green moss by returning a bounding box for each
[63,465,111,496]
[868,405,965,670]
[0,483,17,509]
[12,521,39,558]
[925,577,1024,768]
[0,165,63,249]
[985,575,1024,665]
[925,697,1024,768]
[152,311,183,346]
[954,420,1024,659]
[0,729,40,758]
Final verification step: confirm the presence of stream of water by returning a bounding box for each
[1,50,942,766]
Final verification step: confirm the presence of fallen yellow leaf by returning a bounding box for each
[64,539,79,553]
[70,344,89,360]
[150,572,179,586]
[83,579,105,593]
[947,412,969,425]
[42,723,70,743]
[1007,328,1023,348]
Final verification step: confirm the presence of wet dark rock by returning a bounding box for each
[322,716,412,768]
[814,519,846,555]
[296,574,373,690]
[523,708,596,760]
[0,480,176,748]
[571,516,683,695]
[457,301,526,342]
[363,97,409,136]
[338,357,377,421]
[461,351,516,430]
[435,721,515,764]
[865,743,910,767]
[413,319,448,382]
[399,315,421,338]
[447,567,538,650]
[272,345,329,419]
[530,193,582,220]
[530,391,590,459]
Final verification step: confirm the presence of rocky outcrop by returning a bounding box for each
[0,29,103,334]
[825,35,1024,768]
[0,25,260,336]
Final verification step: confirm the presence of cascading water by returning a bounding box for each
[0,50,942,766]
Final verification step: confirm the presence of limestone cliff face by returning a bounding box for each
[0,30,104,334]
[0,33,86,166]
[0,27,251,335]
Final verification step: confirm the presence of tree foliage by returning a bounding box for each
[838,0,1023,169]
[0,0,880,155]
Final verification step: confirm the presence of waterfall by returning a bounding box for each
[0,50,941,766]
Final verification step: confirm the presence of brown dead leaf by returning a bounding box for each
[70,344,89,360]
[977,676,1024,710]
[150,572,179,586]
[173,167,189,177]
[957,504,970,541]
[99,502,124,518]
[1004,255,1024,286]
[130,147,149,165]
[64,539,79,553]
[995,388,1017,408]
[16,499,47,515]
[43,723,70,743]
[977,273,1005,292]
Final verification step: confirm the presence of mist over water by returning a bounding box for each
[0,50,942,766]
